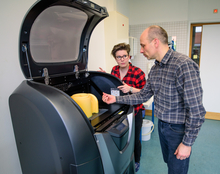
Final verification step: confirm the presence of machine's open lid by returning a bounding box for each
[19,0,108,80]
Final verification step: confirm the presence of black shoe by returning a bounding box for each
[135,162,140,172]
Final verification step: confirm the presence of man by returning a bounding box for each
[99,43,146,172]
[102,25,206,174]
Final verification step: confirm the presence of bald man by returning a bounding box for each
[102,25,206,174]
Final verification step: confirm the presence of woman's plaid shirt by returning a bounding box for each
[111,62,146,116]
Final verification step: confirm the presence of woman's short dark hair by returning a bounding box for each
[111,43,130,58]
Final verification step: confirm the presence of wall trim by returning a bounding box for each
[145,110,153,117]
[205,111,220,121]
[145,110,220,121]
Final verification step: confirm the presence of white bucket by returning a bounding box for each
[142,119,154,141]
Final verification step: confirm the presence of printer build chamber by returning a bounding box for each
[9,0,135,174]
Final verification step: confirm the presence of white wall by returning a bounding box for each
[88,19,106,71]
[0,1,37,173]
[128,0,188,25]
[88,0,114,71]
[128,0,220,25]
[188,0,220,23]
[116,0,130,17]
[88,0,130,73]
[103,11,129,73]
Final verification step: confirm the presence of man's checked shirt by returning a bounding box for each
[115,49,206,146]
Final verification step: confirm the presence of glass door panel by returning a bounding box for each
[190,26,202,66]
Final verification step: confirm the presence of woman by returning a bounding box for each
[99,43,146,172]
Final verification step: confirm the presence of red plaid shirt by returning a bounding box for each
[111,62,146,116]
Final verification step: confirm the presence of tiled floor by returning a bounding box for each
[138,116,220,174]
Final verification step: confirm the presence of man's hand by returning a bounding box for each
[102,92,116,104]
[174,142,191,160]
[117,82,130,93]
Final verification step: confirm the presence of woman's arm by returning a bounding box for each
[117,82,141,93]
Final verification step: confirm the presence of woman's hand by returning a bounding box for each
[117,82,131,93]
[98,67,106,73]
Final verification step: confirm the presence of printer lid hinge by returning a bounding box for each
[22,44,33,80]
[42,68,50,85]
[74,65,79,79]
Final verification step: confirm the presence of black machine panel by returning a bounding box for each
[19,0,109,79]
[9,0,136,174]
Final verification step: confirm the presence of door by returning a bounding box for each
[200,24,220,117]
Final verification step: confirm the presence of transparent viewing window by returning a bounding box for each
[30,6,88,63]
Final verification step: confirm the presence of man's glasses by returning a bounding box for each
[116,55,128,60]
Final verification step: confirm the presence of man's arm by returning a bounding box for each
[102,77,153,106]
[176,61,206,146]
[174,60,206,159]
[102,92,116,104]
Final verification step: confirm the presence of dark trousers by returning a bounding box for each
[134,110,143,163]
[158,119,190,174]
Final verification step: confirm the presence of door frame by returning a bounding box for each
[189,22,220,67]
